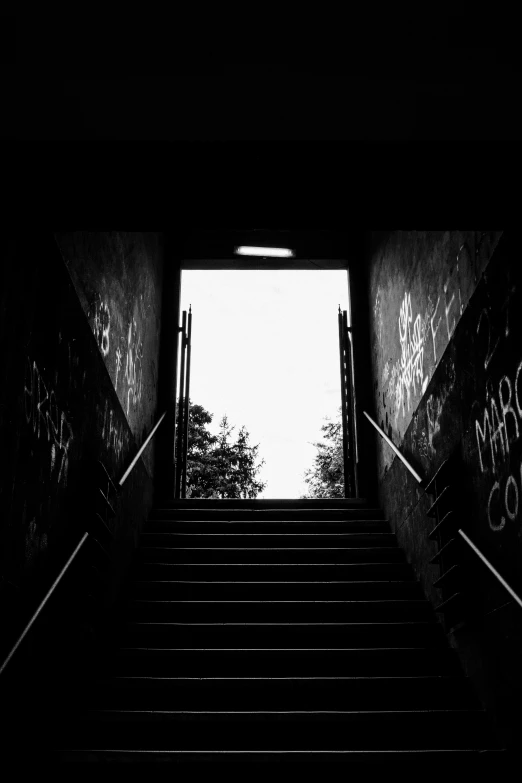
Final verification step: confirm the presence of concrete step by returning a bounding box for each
[53,748,508,763]
[140,532,398,547]
[58,709,494,751]
[157,499,371,509]
[148,509,386,522]
[130,580,425,601]
[107,647,464,677]
[85,675,480,711]
[146,519,390,534]
[134,562,415,581]
[137,547,406,564]
[124,599,435,622]
[120,621,448,648]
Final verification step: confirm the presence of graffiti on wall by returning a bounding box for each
[375,234,503,470]
[374,289,384,347]
[410,410,429,462]
[24,357,74,487]
[398,292,429,406]
[381,243,473,436]
[429,262,464,367]
[101,398,130,466]
[472,280,521,532]
[425,359,456,453]
[92,297,111,357]
[123,318,143,415]
[386,292,430,428]
[90,292,145,419]
[25,515,48,564]
[115,346,123,391]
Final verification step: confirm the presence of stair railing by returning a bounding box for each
[0,410,167,676]
[363,410,522,612]
[174,306,192,499]
[338,306,358,497]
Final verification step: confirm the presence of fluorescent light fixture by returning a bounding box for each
[235,246,295,258]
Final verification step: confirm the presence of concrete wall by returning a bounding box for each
[366,231,522,748]
[54,232,164,478]
[0,232,159,688]
[368,230,503,478]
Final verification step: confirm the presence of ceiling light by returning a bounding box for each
[235,246,295,258]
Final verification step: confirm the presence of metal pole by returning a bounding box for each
[181,305,192,498]
[172,322,181,498]
[0,532,90,676]
[119,411,167,488]
[338,307,350,498]
[175,310,187,499]
[343,310,358,498]
[362,410,423,483]
[458,529,522,610]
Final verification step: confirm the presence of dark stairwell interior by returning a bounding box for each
[51,498,502,761]
[0,230,519,763]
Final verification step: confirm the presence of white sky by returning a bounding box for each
[180,269,349,498]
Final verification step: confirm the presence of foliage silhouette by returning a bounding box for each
[176,402,266,498]
[301,408,344,498]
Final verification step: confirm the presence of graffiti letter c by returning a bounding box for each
[487,480,505,531]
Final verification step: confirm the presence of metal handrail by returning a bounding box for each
[0,532,90,676]
[363,411,423,483]
[363,409,522,611]
[118,410,167,487]
[0,410,168,676]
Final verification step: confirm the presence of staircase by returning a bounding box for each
[55,498,503,762]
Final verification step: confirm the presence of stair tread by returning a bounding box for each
[54,749,506,758]
[126,621,439,625]
[140,549,402,555]
[115,646,457,651]
[82,708,486,717]
[133,580,419,584]
[148,519,387,522]
[155,499,371,505]
[98,674,465,682]
[142,533,394,536]
[98,675,466,680]
[128,598,431,606]
[140,562,409,565]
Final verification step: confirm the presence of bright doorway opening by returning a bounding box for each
[179,269,350,498]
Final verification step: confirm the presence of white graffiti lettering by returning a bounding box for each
[516,361,522,419]
[115,347,123,391]
[444,277,457,339]
[475,359,522,474]
[430,272,463,367]
[499,375,519,453]
[487,460,522,532]
[487,481,504,531]
[430,295,443,365]
[123,319,143,415]
[101,399,129,464]
[397,292,428,417]
[93,299,111,357]
[505,475,519,521]
[24,358,73,486]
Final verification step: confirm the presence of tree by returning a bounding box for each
[176,402,266,499]
[301,408,344,498]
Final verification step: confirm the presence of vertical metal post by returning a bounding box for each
[343,310,359,498]
[338,307,351,498]
[175,310,187,499]
[181,305,192,498]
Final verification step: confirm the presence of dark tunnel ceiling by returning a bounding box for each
[179,230,352,263]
